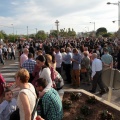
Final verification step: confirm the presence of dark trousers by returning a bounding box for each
[0,54,4,64]
[65,64,71,83]
[29,73,34,83]
[91,71,105,92]
[56,67,61,75]
[11,52,16,60]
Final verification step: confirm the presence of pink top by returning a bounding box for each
[20,53,28,67]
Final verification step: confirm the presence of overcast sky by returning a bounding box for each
[0,0,119,35]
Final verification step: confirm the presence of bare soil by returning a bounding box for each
[62,92,120,120]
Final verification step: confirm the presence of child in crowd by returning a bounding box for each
[0,88,17,120]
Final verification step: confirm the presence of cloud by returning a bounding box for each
[0,0,119,34]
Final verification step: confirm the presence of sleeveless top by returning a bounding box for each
[17,83,37,120]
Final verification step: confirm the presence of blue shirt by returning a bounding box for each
[64,52,72,64]
[72,53,81,70]
[0,98,17,120]
[101,53,113,65]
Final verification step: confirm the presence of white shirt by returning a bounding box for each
[55,51,62,68]
[39,68,52,92]
[91,58,102,78]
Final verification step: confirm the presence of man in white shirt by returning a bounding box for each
[54,46,62,75]
[89,53,106,95]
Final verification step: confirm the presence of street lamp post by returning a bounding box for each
[55,20,59,39]
[11,24,15,42]
[35,28,37,40]
[27,26,28,40]
[90,22,95,31]
[107,1,120,29]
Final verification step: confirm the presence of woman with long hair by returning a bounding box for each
[36,55,52,97]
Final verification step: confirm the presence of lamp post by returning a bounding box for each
[55,20,59,39]
[11,24,15,42]
[35,28,37,40]
[107,1,120,29]
[27,26,28,40]
[90,22,95,31]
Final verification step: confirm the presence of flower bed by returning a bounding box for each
[62,89,120,120]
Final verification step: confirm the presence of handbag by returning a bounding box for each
[9,108,20,120]
[54,70,64,90]
[10,98,39,120]
[80,68,87,73]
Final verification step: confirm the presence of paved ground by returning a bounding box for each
[0,53,120,108]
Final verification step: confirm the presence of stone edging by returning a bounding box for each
[59,89,120,111]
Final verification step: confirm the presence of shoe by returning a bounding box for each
[105,88,109,92]
[89,90,95,93]
[99,90,106,95]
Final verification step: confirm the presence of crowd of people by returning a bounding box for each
[0,36,120,120]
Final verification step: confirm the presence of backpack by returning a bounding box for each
[50,67,64,90]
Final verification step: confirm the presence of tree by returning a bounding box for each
[49,30,57,38]
[102,33,112,37]
[96,27,107,36]
[36,30,47,40]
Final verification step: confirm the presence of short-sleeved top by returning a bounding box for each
[38,88,63,120]
[101,53,113,65]
[17,83,37,120]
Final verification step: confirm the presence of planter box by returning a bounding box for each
[60,89,120,120]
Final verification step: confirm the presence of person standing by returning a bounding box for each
[64,47,72,84]
[29,44,35,58]
[89,53,106,95]
[81,51,91,84]
[101,47,113,70]
[22,53,36,83]
[0,45,4,65]
[20,48,29,68]
[35,78,63,120]
[15,69,37,120]
[0,88,17,120]
[54,46,62,75]
[71,48,81,87]
[117,48,120,70]
[11,44,16,60]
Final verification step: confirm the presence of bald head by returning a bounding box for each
[23,48,29,54]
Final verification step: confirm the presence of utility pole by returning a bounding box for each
[55,20,59,39]
[35,28,37,40]
[27,26,28,40]
[11,24,15,42]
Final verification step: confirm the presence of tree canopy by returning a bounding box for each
[96,27,107,36]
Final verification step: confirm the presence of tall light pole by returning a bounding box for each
[90,22,95,31]
[107,1,120,29]
[11,24,15,42]
[35,28,37,40]
[55,20,59,39]
[27,26,28,40]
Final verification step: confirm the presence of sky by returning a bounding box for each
[0,0,119,35]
